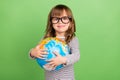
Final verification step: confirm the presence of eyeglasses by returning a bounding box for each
[51,16,71,24]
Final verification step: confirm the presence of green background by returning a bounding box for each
[0,0,120,80]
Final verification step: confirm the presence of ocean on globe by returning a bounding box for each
[36,37,70,71]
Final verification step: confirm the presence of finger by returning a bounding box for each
[37,54,47,59]
[37,50,48,55]
[45,58,54,62]
[47,62,54,65]
[37,49,47,53]
[40,54,48,58]
[44,64,56,71]
[41,51,48,55]
[40,49,48,52]
[44,64,52,69]
[52,65,57,70]
[37,57,46,59]
[36,54,45,59]
[36,55,44,59]
[45,64,54,69]
[48,63,55,68]
[53,51,60,56]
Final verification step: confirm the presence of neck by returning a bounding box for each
[55,32,65,38]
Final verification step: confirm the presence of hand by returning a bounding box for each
[30,45,48,59]
[47,51,67,68]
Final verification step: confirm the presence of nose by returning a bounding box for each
[58,18,63,24]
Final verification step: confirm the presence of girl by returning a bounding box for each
[29,4,80,80]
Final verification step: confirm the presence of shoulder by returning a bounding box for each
[68,36,79,47]
[69,36,79,43]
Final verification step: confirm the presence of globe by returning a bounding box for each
[36,37,70,71]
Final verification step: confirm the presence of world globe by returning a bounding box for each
[36,37,70,71]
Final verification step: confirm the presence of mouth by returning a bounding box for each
[57,25,65,28]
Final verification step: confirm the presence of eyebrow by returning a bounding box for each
[51,16,69,18]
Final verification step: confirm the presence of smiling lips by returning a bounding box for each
[57,25,65,28]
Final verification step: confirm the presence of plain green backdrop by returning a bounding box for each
[0,0,120,80]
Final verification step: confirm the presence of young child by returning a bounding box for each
[29,4,80,80]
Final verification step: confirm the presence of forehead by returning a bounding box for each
[51,9,68,17]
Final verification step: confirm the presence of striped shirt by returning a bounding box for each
[29,37,80,80]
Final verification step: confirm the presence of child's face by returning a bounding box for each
[52,10,70,35]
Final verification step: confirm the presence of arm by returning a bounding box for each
[29,45,48,60]
[29,37,46,59]
[47,37,80,68]
[29,48,35,59]
[65,37,80,66]
[28,45,40,59]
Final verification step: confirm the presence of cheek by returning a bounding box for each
[66,23,70,29]
[52,24,57,29]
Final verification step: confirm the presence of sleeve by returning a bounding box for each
[64,37,80,66]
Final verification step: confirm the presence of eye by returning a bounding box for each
[52,17,59,21]
[51,17,59,24]
[62,16,69,20]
